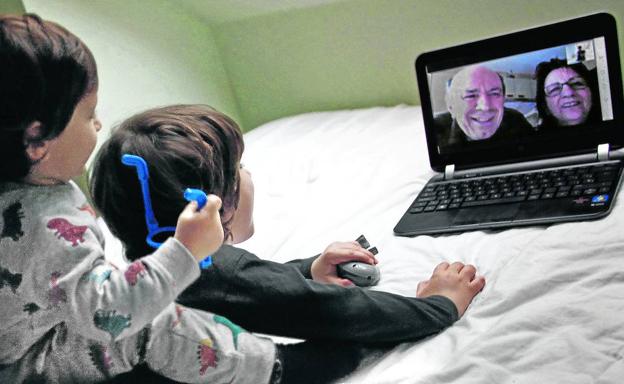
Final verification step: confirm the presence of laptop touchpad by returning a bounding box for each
[452,205,519,225]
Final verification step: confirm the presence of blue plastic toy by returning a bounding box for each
[121,154,212,268]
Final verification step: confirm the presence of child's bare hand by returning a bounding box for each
[416,261,485,318]
[311,241,377,287]
[174,195,224,262]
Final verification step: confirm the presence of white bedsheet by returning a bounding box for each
[238,105,624,383]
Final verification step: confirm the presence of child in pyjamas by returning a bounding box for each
[0,13,278,384]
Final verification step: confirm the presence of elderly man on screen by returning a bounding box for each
[434,65,532,147]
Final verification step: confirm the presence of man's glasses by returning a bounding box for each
[544,78,588,97]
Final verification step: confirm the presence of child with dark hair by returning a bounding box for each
[0,14,280,384]
[90,104,487,382]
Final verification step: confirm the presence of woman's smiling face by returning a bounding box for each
[544,67,592,126]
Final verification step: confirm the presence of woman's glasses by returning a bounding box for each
[544,78,588,97]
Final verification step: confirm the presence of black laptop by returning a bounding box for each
[394,13,624,236]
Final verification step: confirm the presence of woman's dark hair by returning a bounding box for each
[90,105,244,260]
[0,13,98,181]
[534,58,601,128]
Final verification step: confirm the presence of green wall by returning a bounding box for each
[0,0,25,13]
[10,0,624,132]
[214,0,624,130]
[23,0,241,163]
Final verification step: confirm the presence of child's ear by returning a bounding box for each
[23,121,50,162]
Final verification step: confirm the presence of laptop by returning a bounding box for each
[394,13,624,236]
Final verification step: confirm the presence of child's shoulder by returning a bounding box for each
[0,181,102,255]
[2,179,80,200]
[0,181,95,227]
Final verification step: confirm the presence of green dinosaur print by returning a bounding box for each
[84,269,112,286]
[93,309,132,339]
[213,315,245,349]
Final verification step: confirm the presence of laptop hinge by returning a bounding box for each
[597,143,610,161]
[444,164,455,180]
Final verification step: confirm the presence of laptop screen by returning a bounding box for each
[416,13,624,172]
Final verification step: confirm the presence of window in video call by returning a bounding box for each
[427,37,613,154]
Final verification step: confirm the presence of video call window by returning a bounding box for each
[426,37,613,153]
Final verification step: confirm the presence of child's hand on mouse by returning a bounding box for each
[416,261,485,318]
[174,194,224,262]
[311,241,377,287]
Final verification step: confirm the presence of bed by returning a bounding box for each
[100,104,624,383]
[235,105,624,383]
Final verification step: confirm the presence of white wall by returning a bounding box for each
[23,0,241,166]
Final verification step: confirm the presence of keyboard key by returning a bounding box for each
[461,195,526,207]
[416,196,437,202]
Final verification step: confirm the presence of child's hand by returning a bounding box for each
[174,194,224,262]
[311,241,377,287]
[416,261,485,318]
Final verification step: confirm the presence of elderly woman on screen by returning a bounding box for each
[534,58,601,129]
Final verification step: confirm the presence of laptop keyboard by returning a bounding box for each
[409,162,621,214]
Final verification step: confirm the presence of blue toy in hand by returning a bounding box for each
[121,154,213,268]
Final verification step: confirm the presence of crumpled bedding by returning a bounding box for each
[237,105,624,383]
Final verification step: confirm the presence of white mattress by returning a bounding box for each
[237,105,624,383]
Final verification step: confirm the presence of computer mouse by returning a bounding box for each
[337,261,380,287]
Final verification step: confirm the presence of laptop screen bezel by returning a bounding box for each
[416,12,624,173]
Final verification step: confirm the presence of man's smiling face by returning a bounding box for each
[447,66,504,140]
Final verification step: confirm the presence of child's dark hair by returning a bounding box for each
[90,104,243,260]
[0,14,98,181]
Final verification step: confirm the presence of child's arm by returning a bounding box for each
[177,245,461,345]
[33,186,222,343]
[114,303,275,384]
[55,227,201,342]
